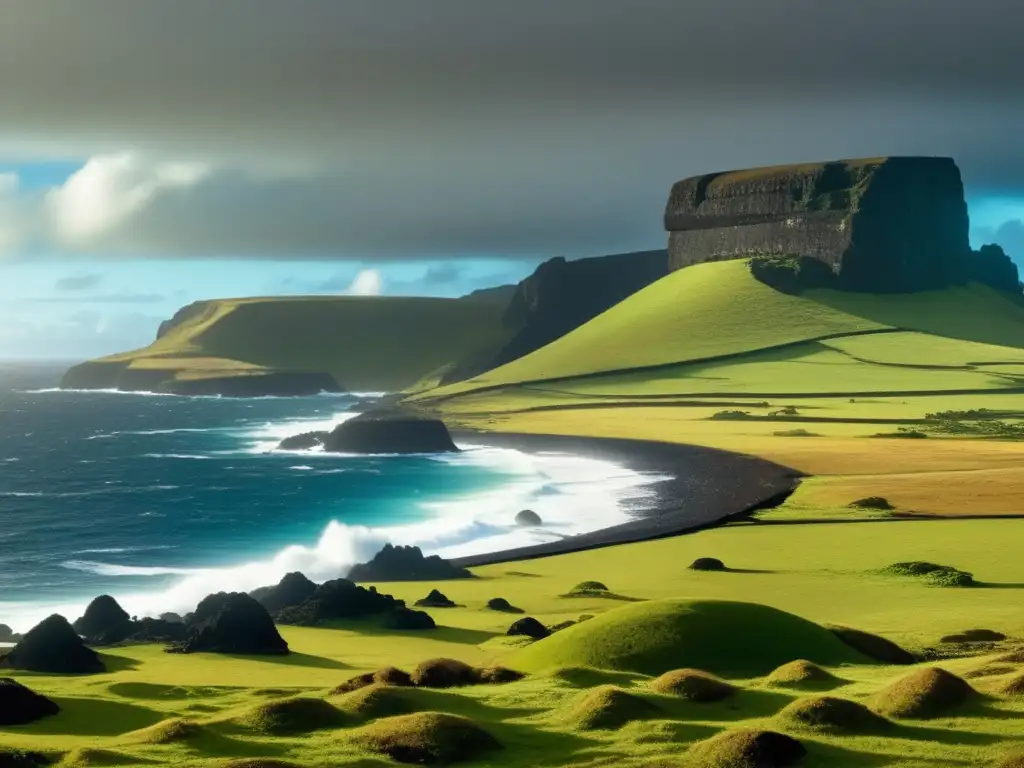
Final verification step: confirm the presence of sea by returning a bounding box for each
[0,362,662,633]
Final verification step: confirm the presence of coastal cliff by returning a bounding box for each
[665,157,1019,294]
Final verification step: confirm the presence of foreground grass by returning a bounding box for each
[3,518,1023,766]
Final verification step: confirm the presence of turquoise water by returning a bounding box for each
[0,363,657,630]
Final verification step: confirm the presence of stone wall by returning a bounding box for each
[664,157,973,292]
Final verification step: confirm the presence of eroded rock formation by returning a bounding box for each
[348,544,473,582]
[665,157,976,293]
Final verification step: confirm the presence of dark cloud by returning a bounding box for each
[0,0,1022,260]
[54,273,103,291]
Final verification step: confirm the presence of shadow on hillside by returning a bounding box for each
[15,696,164,736]
[217,651,350,670]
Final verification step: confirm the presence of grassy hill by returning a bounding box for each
[417,259,1024,400]
[67,294,513,393]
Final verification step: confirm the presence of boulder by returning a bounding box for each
[665,157,974,293]
[507,617,550,640]
[320,409,459,454]
[0,614,105,673]
[515,510,543,526]
[274,578,402,627]
[73,595,134,645]
[382,608,436,631]
[250,572,319,617]
[689,557,727,572]
[486,598,524,614]
[414,590,457,608]
[170,593,288,655]
[0,678,60,725]
[348,544,473,582]
[277,432,329,451]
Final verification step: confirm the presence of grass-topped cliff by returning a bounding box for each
[63,294,514,394]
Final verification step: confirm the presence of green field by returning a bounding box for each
[90,293,514,392]
[3,519,1024,767]
[418,260,1024,399]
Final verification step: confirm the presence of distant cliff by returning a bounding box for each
[440,249,668,382]
[663,157,1012,293]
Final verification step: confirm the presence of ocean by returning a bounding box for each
[0,362,661,632]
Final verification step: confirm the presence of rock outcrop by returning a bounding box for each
[73,595,134,645]
[0,614,105,673]
[507,617,550,640]
[273,578,402,626]
[170,593,288,655]
[443,249,668,381]
[382,607,437,630]
[348,544,474,582]
[250,572,319,617]
[414,590,457,608]
[515,509,543,526]
[972,244,1021,294]
[664,157,975,293]
[323,410,458,454]
[0,678,60,725]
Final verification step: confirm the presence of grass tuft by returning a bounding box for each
[236,696,347,735]
[558,685,660,730]
[122,718,203,745]
[764,659,845,690]
[776,695,891,733]
[59,750,147,767]
[869,667,975,718]
[648,668,736,702]
[687,727,806,768]
[350,712,501,765]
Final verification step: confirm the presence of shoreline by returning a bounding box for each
[448,429,803,567]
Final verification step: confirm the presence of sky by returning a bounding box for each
[1,0,1023,360]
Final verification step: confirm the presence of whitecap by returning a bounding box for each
[142,453,211,460]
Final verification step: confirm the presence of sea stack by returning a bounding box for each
[664,157,988,293]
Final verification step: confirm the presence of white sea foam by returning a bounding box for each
[0,412,667,631]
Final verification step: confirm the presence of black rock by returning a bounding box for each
[0,625,13,642]
[348,544,473,582]
[159,613,184,624]
[274,578,402,627]
[250,572,318,617]
[321,409,459,454]
[277,431,329,451]
[73,595,134,645]
[507,617,550,640]
[515,509,543,526]
[414,589,457,608]
[486,598,524,614]
[0,615,105,674]
[972,244,1022,294]
[169,593,288,656]
[689,557,727,572]
[382,608,436,631]
[0,678,60,725]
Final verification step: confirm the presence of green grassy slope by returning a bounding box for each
[418,260,1024,399]
[91,294,513,392]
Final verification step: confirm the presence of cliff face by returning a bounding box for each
[664,157,973,293]
[441,249,668,382]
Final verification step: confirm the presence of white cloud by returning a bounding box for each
[348,269,383,296]
[46,153,211,245]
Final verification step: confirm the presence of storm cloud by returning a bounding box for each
[1,0,1022,259]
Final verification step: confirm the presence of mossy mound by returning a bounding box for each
[351,712,501,765]
[559,685,659,730]
[334,666,414,694]
[827,625,916,664]
[649,668,735,702]
[688,728,806,768]
[237,696,347,735]
[512,599,866,677]
[880,561,975,587]
[765,660,845,690]
[777,695,891,733]
[124,718,203,745]
[58,749,136,767]
[689,557,727,571]
[869,667,975,718]
[486,598,523,614]
[411,659,478,688]
[562,581,611,597]
[849,496,894,510]
[474,667,524,684]
[999,672,1024,697]
[336,683,419,720]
